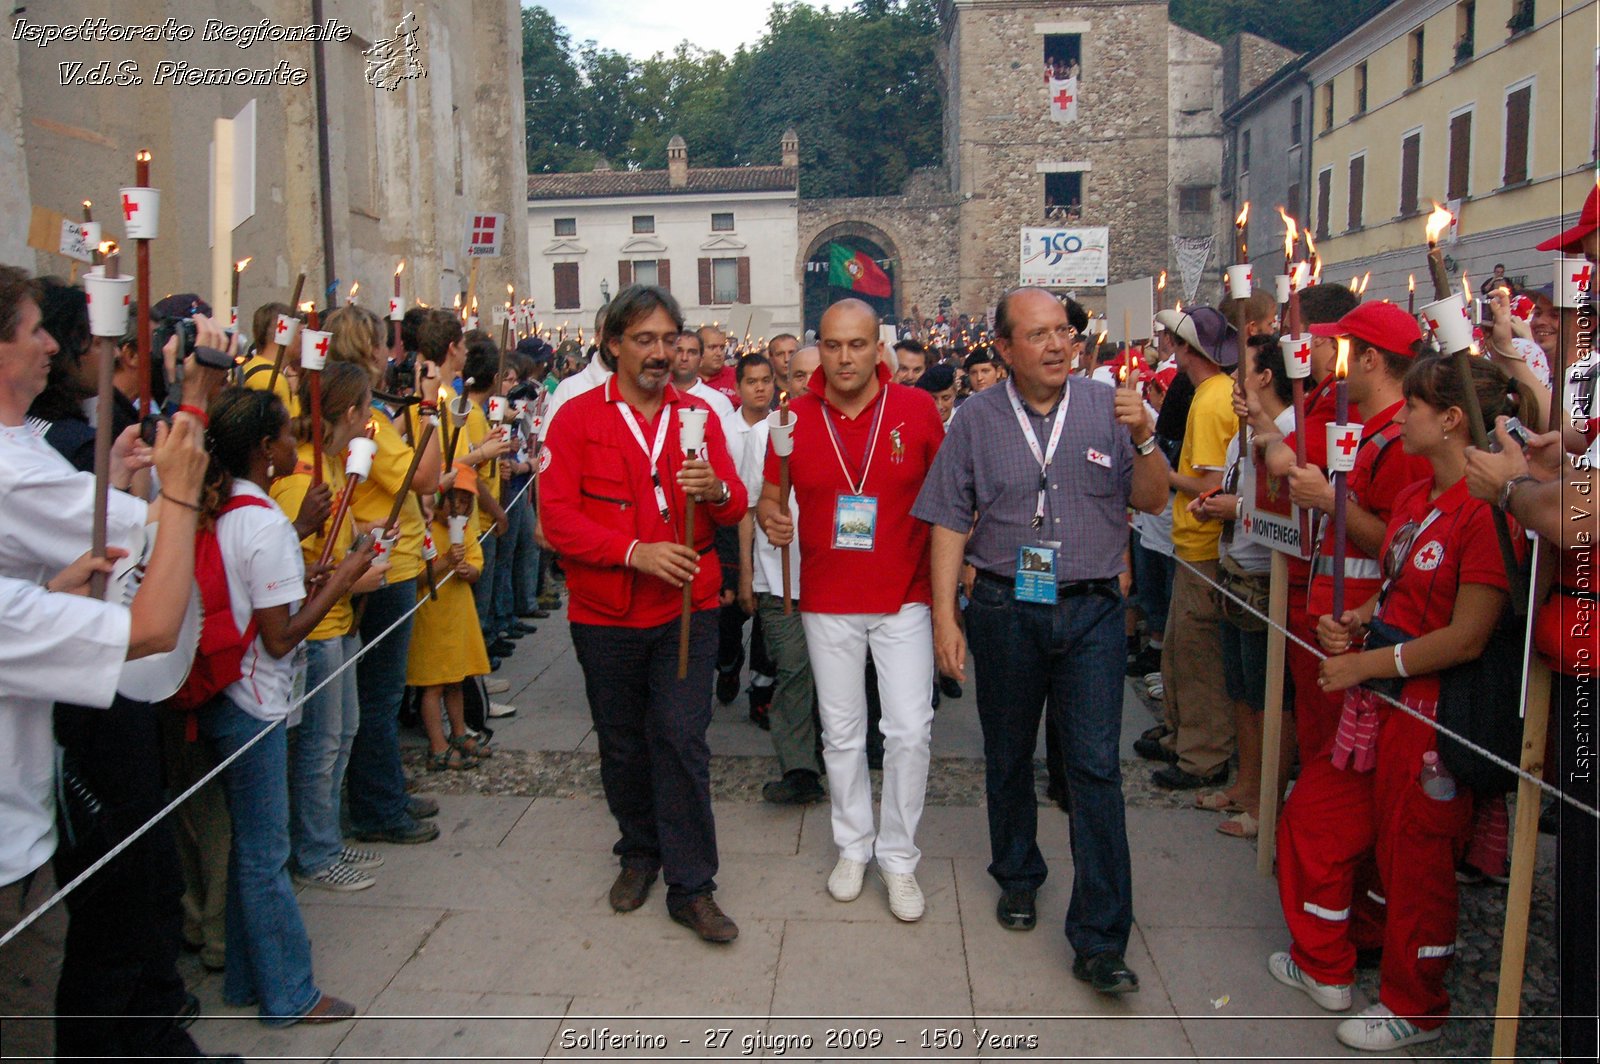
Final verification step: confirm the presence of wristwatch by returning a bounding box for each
[1497,473,1537,512]
[1134,435,1158,457]
[712,479,732,505]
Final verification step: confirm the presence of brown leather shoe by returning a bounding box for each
[297,993,356,1025]
[608,867,657,913]
[669,894,739,943]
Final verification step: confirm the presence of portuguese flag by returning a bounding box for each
[827,243,893,297]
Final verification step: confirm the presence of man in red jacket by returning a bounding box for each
[539,285,748,943]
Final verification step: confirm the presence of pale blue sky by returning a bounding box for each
[534,0,824,60]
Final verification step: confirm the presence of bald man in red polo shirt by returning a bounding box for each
[758,299,945,923]
[539,285,748,944]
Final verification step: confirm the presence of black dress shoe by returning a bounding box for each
[938,675,963,699]
[608,866,658,913]
[1072,951,1140,994]
[762,769,825,805]
[352,817,439,844]
[488,637,516,657]
[1045,782,1071,813]
[669,893,739,943]
[1151,764,1229,790]
[1132,736,1179,763]
[715,669,741,705]
[996,888,1036,930]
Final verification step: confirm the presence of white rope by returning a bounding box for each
[1171,554,1599,821]
[0,478,536,949]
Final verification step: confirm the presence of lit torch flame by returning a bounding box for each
[395,261,405,277]
[300,301,314,314]
[1408,274,1415,293]
[1335,337,1349,379]
[1360,271,1371,295]
[234,257,252,273]
[1424,202,1453,246]
[1235,203,1250,229]
[1278,206,1298,258]
[1157,271,1167,291]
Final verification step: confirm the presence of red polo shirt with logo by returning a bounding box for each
[1306,399,1433,617]
[1374,477,1514,702]
[701,365,740,406]
[764,362,944,615]
[539,378,747,627]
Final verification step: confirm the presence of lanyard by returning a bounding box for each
[821,386,889,496]
[1006,380,1071,530]
[615,400,673,522]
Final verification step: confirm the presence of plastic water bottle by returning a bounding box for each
[1419,751,1457,801]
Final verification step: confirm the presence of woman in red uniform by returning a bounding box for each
[1269,356,1531,1052]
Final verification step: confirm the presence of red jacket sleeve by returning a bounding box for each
[537,399,636,570]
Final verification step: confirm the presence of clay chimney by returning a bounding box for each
[667,134,688,188]
[781,127,799,168]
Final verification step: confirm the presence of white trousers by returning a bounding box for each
[801,603,934,874]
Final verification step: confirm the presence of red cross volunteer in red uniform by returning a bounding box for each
[539,285,747,944]
[1270,355,1528,1054]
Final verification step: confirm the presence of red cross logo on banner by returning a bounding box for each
[121,194,139,221]
[470,215,498,245]
[1053,88,1073,109]
[1335,429,1360,457]
[1574,264,1593,289]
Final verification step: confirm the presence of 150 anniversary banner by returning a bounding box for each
[1019,227,1109,288]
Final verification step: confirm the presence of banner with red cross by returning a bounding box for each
[1048,77,1078,124]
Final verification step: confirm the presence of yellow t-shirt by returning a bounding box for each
[1171,371,1239,563]
[270,444,353,640]
[463,402,502,537]
[239,353,300,418]
[349,405,425,583]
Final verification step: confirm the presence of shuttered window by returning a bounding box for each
[1400,132,1421,215]
[1448,111,1473,199]
[1347,155,1365,230]
[553,263,579,310]
[1316,169,1332,239]
[617,260,633,289]
[1503,84,1531,185]
[657,259,672,294]
[697,258,712,305]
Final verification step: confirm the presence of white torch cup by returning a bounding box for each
[345,436,378,480]
[82,269,135,338]
[1556,256,1592,309]
[389,297,403,322]
[1326,423,1360,474]
[1419,294,1474,353]
[275,314,301,350]
[118,187,160,240]
[1289,262,1311,292]
[1275,275,1291,305]
[766,409,797,457]
[487,396,508,423]
[1225,264,1254,299]
[421,532,438,562]
[448,514,469,546]
[299,328,331,371]
[1279,334,1313,380]
[678,407,709,453]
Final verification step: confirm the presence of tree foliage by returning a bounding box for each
[521,0,943,198]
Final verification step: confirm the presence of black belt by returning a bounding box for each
[974,569,1119,599]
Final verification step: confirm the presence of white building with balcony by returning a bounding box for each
[526,131,802,341]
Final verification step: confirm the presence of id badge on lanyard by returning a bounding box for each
[833,494,879,550]
[1015,542,1060,604]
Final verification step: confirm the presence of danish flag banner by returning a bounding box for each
[1047,77,1079,124]
[465,212,505,258]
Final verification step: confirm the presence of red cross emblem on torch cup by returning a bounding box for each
[276,318,291,340]
[1574,263,1593,290]
[314,335,330,359]
[121,194,139,221]
[1335,427,1359,458]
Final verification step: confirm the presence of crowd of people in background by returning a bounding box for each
[0,184,1595,1061]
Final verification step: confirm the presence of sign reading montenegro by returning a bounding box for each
[1019,227,1109,288]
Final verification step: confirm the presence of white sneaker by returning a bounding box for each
[484,678,511,695]
[488,701,517,718]
[338,845,385,870]
[1143,671,1165,700]
[1335,1003,1442,1051]
[1268,951,1352,1011]
[827,857,866,902]
[293,862,375,892]
[879,868,925,922]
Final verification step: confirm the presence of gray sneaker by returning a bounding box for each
[338,845,385,870]
[294,862,375,892]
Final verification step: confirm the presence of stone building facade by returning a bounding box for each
[1,1,528,318]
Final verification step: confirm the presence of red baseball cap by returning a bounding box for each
[1309,300,1423,355]
[1536,183,1599,253]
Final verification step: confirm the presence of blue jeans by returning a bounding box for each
[348,580,416,832]
[1131,537,1176,643]
[507,479,541,615]
[201,697,320,1025]
[493,487,534,629]
[964,575,1134,959]
[474,524,499,636]
[290,634,360,875]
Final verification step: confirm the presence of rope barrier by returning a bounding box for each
[1170,553,1598,821]
[0,477,536,950]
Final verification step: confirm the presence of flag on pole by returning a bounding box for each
[827,243,892,297]
[1048,77,1078,123]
